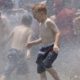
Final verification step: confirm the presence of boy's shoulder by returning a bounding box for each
[46,18,52,22]
[45,17,59,31]
[45,18,55,25]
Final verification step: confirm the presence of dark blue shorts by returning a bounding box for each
[3,48,28,77]
[36,44,58,73]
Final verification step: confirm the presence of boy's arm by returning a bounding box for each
[47,20,61,52]
[26,24,42,48]
[54,30,61,48]
[47,20,60,45]
[26,37,42,58]
[27,37,42,48]
[25,30,42,58]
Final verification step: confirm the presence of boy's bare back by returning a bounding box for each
[11,25,31,51]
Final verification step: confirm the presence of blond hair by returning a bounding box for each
[32,3,47,14]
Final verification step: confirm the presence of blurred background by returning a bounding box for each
[0,0,80,80]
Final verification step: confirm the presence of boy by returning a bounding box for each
[27,3,61,80]
[0,14,32,80]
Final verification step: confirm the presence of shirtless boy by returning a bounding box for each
[27,3,61,80]
[0,14,32,80]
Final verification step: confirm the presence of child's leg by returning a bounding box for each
[40,72,47,80]
[43,51,60,80]
[36,45,59,80]
[36,48,48,80]
[36,54,47,80]
[0,62,16,80]
[47,68,60,80]
[0,49,19,80]
[36,54,46,73]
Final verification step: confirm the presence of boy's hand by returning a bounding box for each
[53,44,59,53]
[25,42,33,48]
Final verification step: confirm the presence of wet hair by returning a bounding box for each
[32,3,47,14]
[21,14,32,26]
